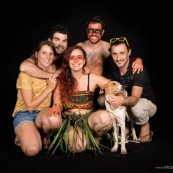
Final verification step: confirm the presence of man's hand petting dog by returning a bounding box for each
[108,95,125,109]
[99,80,137,154]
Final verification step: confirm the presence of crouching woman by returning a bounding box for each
[47,45,112,155]
[12,40,62,157]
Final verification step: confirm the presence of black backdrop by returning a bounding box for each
[1,1,171,172]
[1,1,169,128]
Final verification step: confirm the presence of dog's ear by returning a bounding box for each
[99,88,105,94]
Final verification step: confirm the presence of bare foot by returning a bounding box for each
[139,122,150,137]
[42,133,52,150]
[95,137,101,146]
[87,137,101,151]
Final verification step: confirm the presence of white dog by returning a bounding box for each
[99,81,137,154]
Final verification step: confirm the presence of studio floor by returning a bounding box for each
[1,1,171,173]
[0,113,172,173]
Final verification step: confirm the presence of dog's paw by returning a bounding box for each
[121,149,127,154]
[133,137,138,141]
[111,145,118,152]
[121,145,127,154]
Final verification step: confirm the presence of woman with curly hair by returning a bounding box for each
[47,45,113,155]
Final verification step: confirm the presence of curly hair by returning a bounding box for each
[58,45,87,100]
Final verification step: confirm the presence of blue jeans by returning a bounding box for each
[13,110,40,132]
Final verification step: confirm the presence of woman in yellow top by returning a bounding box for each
[12,40,62,157]
[47,45,113,155]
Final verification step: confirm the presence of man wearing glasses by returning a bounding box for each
[76,16,143,76]
[76,16,144,110]
[99,37,157,142]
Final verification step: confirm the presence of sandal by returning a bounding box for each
[137,130,153,142]
[42,133,52,150]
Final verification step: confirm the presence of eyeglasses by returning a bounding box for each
[87,28,102,35]
[110,37,129,46]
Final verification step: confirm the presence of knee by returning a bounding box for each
[50,115,62,129]
[44,115,62,132]
[99,111,113,127]
[131,107,149,125]
[68,144,85,153]
[23,144,41,157]
[68,131,86,153]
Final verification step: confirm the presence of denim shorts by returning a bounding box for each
[13,110,40,132]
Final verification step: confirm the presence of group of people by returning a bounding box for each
[12,16,157,157]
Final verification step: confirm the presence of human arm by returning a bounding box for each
[108,86,143,108]
[91,73,110,90]
[47,80,62,116]
[53,69,62,77]
[21,74,57,112]
[83,66,90,74]
[132,58,143,74]
[19,58,52,79]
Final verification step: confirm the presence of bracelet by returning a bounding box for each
[54,103,63,111]
[123,97,128,106]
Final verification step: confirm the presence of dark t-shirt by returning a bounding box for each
[103,58,156,105]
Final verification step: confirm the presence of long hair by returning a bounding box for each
[58,45,87,100]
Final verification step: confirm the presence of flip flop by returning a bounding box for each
[137,130,153,142]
